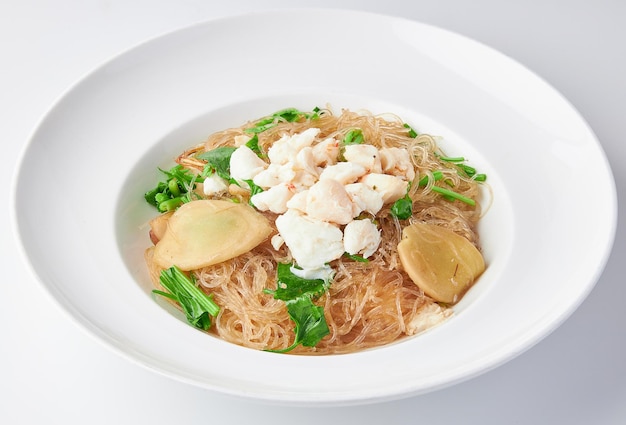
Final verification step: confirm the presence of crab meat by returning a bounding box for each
[229,145,268,183]
[275,209,344,269]
[311,137,340,166]
[267,127,320,165]
[343,219,381,258]
[343,144,382,173]
[305,179,355,225]
[344,182,384,216]
[379,147,416,181]
[250,182,295,214]
[202,174,229,196]
[319,162,367,185]
[360,173,408,204]
[253,162,296,189]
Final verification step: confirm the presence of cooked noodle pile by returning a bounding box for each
[145,107,485,355]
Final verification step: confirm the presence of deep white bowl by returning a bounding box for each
[12,9,617,406]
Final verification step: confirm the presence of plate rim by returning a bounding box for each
[10,8,618,406]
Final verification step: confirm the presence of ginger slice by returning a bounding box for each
[398,223,485,304]
[153,199,272,271]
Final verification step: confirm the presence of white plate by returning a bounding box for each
[12,9,616,406]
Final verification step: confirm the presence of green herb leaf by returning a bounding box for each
[144,181,167,207]
[243,179,264,207]
[154,266,220,331]
[310,106,322,120]
[196,146,237,181]
[390,194,413,219]
[342,128,364,145]
[264,263,331,353]
[287,297,329,348]
[244,108,317,134]
[245,134,264,157]
[269,263,329,301]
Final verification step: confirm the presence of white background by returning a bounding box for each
[2,1,624,423]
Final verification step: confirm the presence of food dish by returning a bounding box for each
[143,106,487,354]
[12,9,616,405]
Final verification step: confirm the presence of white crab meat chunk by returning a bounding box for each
[294,146,319,177]
[229,145,268,184]
[305,179,355,225]
[253,162,296,189]
[290,147,320,189]
[343,219,381,258]
[344,182,384,216]
[275,209,345,269]
[360,173,409,204]
[343,144,382,173]
[202,174,229,196]
[379,147,416,181]
[285,190,308,213]
[291,170,318,190]
[319,161,367,185]
[250,182,295,214]
[406,303,452,336]
[311,137,340,166]
[267,128,320,165]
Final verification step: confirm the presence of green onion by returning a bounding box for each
[430,186,476,206]
[154,266,220,331]
[342,128,364,145]
[144,165,201,211]
[403,123,418,138]
[418,170,444,186]
[438,155,465,163]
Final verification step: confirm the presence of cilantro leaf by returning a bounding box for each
[264,263,331,353]
[270,263,328,301]
[287,297,329,348]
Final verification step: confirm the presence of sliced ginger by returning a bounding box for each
[148,211,173,244]
[152,199,273,271]
[398,223,485,304]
